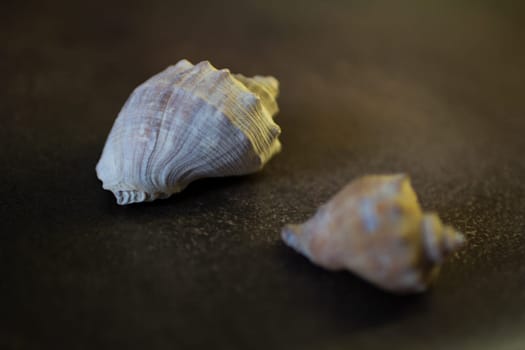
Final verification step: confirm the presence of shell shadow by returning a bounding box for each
[149,174,259,207]
[101,171,268,222]
[274,242,428,332]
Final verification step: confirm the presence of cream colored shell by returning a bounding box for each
[96,59,281,205]
[281,174,465,293]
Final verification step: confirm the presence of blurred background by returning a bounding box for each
[2,0,525,349]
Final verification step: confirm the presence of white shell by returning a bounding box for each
[96,59,281,205]
[282,174,465,293]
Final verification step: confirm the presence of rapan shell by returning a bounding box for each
[96,59,281,205]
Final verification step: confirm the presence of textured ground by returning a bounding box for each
[2,0,525,349]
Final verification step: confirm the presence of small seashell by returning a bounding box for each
[281,174,465,293]
[96,59,281,205]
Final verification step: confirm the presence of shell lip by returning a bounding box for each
[112,190,150,205]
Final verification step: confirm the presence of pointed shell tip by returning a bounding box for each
[281,224,301,249]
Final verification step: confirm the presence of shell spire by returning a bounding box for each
[421,213,465,264]
[96,59,281,205]
[281,174,465,294]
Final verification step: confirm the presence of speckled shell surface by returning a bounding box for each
[96,59,281,205]
[281,174,465,293]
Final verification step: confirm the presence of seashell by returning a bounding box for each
[281,174,465,294]
[96,59,281,205]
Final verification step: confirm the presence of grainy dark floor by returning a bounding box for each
[2,0,525,349]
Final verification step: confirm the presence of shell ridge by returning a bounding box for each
[142,87,178,192]
[136,60,196,95]
[165,67,280,168]
[153,90,206,191]
[148,65,216,191]
[163,103,261,187]
[234,74,280,116]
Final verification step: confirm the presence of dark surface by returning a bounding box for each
[2,0,525,349]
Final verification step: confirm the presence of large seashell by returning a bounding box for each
[281,174,465,293]
[96,59,281,205]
